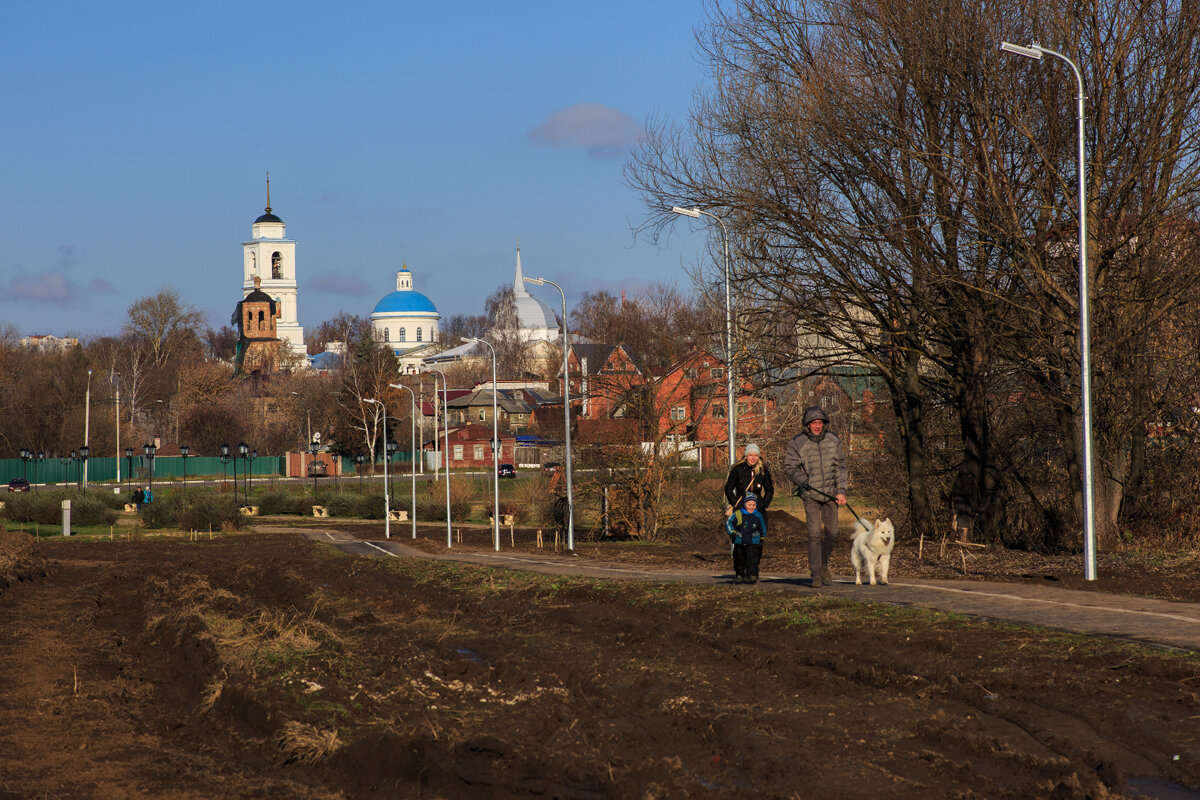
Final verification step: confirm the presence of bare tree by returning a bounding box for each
[123,288,205,369]
[628,0,1200,550]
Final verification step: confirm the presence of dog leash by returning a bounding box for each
[795,484,864,524]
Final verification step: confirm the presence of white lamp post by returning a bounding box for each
[1001,40,1096,581]
[424,366,454,549]
[363,398,390,539]
[389,382,419,540]
[524,276,575,550]
[671,206,736,469]
[83,369,92,488]
[463,337,500,551]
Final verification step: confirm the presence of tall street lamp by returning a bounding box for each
[70,450,78,488]
[363,398,391,539]
[355,454,365,489]
[389,382,419,540]
[671,206,736,469]
[143,443,156,500]
[35,452,44,492]
[462,337,500,551]
[83,369,92,488]
[180,445,190,494]
[1001,40,1096,581]
[125,447,134,492]
[20,449,30,482]
[424,366,453,549]
[309,438,320,493]
[523,276,575,550]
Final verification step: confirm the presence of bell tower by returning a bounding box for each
[242,175,306,364]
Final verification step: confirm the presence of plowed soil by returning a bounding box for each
[2,525,1199,799]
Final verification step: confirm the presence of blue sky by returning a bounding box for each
[1,1,711,340]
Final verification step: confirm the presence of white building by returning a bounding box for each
[370,265,441,354]
[241,183,306,364]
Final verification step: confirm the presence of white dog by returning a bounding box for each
[850,518,895,585]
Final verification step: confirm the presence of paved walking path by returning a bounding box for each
[306,531,1200,653]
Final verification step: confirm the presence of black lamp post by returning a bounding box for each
[143,443,156,500]
[79,446,89,492]
[70,450,78,488]
[35,452,44,491]
[386,440,398,507]
[19,448,30,481]
[238,443,250,501]
[355,454,365,489]
[249,449,257,498]
[180,445,190,494]
[124,447,134,492]
[220,443,231,500]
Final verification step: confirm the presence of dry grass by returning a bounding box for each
[277,720,342,764]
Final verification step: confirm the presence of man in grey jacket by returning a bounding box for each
[784,406,847,588]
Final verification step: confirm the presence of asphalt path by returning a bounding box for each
[304,530,1200,653]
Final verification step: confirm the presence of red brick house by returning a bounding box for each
[442,424,518,468]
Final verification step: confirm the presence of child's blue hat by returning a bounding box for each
[743,492,758,504]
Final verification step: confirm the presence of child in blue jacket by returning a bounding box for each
[726,492,766,584]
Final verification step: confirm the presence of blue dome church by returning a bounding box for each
[370,266,440,354]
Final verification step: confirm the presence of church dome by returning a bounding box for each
[513,292,558,331]
[255,210,283,224]
[373,289,439,315]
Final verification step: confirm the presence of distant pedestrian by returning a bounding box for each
[784,406,848,589]
[143,487,153,504]
[132,486,144,510]
[725,492,767,584]
[724,443,774,517]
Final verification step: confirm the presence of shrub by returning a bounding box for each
[256,491,304,516]
[3,490,117,527]
[176,494,241,532]
[138,497,177,529]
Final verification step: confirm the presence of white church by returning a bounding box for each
[241,183,307,365]
[236,181,562,373]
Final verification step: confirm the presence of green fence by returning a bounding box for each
[0,452,413,486]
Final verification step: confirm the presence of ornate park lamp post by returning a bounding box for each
[143,443,156,500]
[180,445,190,494]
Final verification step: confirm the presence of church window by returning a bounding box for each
[249,253,256,275]
[258,310,265,331]
[399,328,406,342]
[271,252,282,279]
[383,329,390,342]
[246,310,253,329]
[416,328,422,342]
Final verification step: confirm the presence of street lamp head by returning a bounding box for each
[461,337,480,345]
[524,276,545,286]
[1000,41,1043,59]
[671,206,702,218]
[144,443,156,457]
[80,446,89,459]
[363,398,381,406]
[238,442,249,457]
[125,447,133,458]
[221,443,229,456]
[180,445,190,457]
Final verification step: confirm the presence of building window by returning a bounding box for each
[399,328,406,342]
[478,409,485,421]
[684,368,697,379]
[712,405,726,419]
[453,445,463,460]
[271,252,282,279]
[670,406,687,421]
[473,444,484,461]
[383,328,390,342]
[710,367,724,380]
[416,328,422,342]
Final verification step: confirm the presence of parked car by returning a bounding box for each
[498,463,516,478]
[7,478,31,492]
[541,462,562,474]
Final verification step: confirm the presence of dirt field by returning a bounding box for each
[2,522,1200,799]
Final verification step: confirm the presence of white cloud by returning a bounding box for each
[528,103,644,157]
[7,270,75,305]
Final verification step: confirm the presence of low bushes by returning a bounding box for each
[138,493,242,531]
[3,490,117,527]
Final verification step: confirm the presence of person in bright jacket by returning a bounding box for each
[784,406,848,589]
[725,492,767,584]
